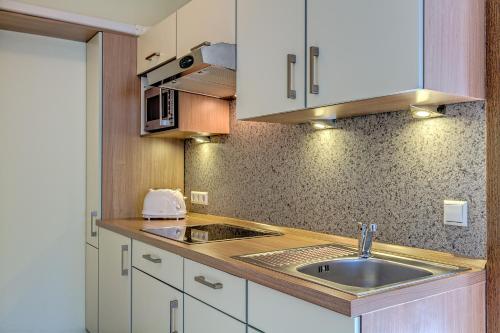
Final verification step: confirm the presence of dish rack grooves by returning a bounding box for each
[235,244,357,268]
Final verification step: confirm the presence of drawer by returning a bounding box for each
[132,240,183,290]
[184,259,246,322]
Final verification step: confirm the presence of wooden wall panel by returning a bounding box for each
[102,32,184,219]
[361,283,486,333]
[487,1,500,332]
[424,0,486,99]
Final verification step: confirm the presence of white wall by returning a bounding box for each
[0,30,86,332]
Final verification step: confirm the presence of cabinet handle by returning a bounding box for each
[90,210,98,237]
[170,300,179,333]
[142,254,162,264]
[121,245,129,276]
[145,52,160,61]
[190,41,211,51]
[287,54,297,99]
[194,275,223,289]
[309,46,319,94]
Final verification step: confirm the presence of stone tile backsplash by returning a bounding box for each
[185,101,486,258]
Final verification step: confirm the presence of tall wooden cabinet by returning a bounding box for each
[85,32,102,333]
[85,31,185,333]
[86,32,102,248]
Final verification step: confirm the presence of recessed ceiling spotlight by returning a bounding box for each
[410,105,446,119]
[309,119,337,130]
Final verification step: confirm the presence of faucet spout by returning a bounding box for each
[358,223,377,258]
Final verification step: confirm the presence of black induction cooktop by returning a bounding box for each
[141,223,283,244]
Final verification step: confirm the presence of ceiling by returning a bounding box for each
[15,0,190,26]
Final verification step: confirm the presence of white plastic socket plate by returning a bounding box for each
[443,200,468,227]
[191,191,208,205]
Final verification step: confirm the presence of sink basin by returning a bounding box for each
[235,243,469,296]
[297,257,432,288]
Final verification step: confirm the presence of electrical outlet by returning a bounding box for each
[191,191,208,205]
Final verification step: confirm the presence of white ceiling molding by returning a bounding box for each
[0,0,149,35]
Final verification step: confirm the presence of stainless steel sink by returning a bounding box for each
[235,244,469,296]
[297,257,432,289]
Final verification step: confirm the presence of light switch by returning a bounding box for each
[444,200,468,227]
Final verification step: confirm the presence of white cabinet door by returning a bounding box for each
[177,0,236,57]
[86,32,102,248]
[85,244,99,333]
[236,0,305,120]
[306,0,423,108]
[99,229,131,333]
[132,268,183,333]
[137,13,177,74]
[184,295,246,333]
[248,282,360,333]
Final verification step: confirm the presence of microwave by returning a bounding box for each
[144,87,178,132]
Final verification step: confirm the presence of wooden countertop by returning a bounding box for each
[98,213,486,317]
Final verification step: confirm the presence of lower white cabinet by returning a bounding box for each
[132,268,183,333]
[184,295,246,333]
[99,228,132,333]
[248,282,360,333]
[96,230,360,333]
[85,244,99,333]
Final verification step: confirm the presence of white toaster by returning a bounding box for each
[142,188,187,219]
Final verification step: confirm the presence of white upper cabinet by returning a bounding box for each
[86,32,102,248]
[236,0,484,123]
[137,13,177,75]
[236,0,305,120]
[306,0,422,108]
[176,0,236,57]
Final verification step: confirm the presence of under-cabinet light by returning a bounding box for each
[310,119,337,130]
[410,105,446,119]
[191,136,211,143]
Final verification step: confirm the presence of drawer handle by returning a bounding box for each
[90,210,98,237]
[145,52,160,61]
[121,245,129,276]
[286,54,297,99]
[309,46,319,94]
[194,275,223,289]
[170,299,179,333]
[142,254,162,264]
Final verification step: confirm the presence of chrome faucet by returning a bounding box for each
[357,223,377,258]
